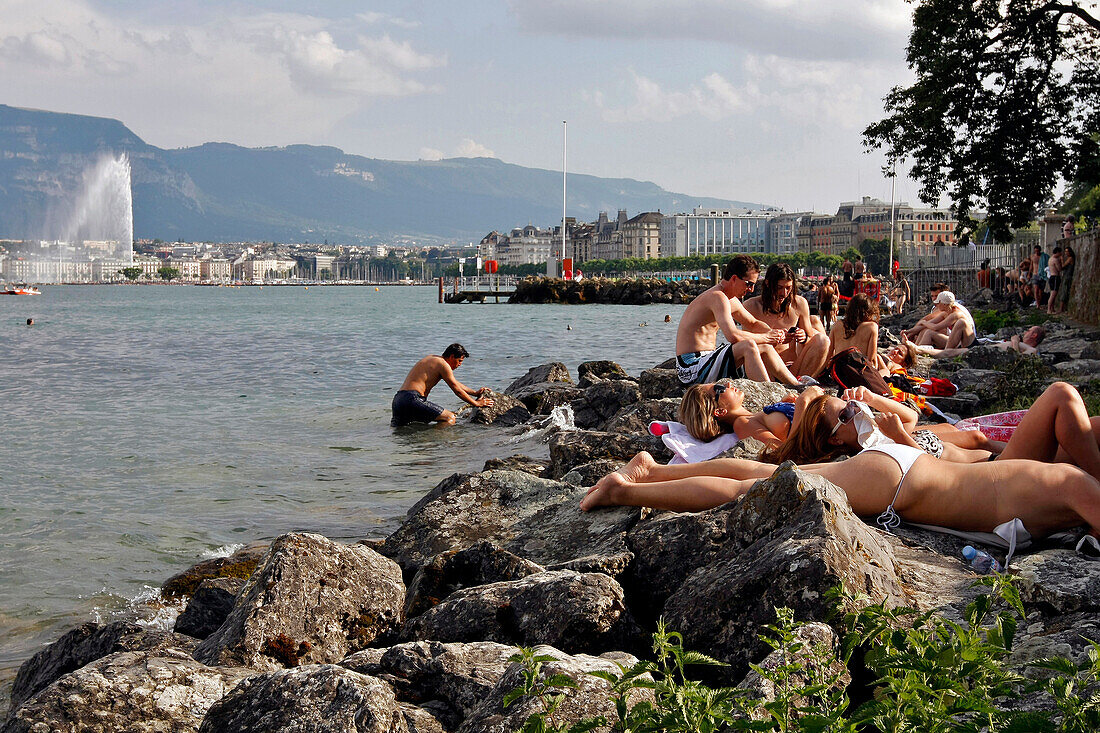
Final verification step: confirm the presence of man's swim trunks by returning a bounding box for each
[391,390,445,426]
[676,344,746,385]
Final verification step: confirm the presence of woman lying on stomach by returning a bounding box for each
[582,384,1100,538]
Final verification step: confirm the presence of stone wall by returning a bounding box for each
[1068,230,1100,326]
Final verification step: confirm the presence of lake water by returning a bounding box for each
[0,284,683,703]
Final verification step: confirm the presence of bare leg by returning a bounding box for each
[434,410,457,425]
[759,344,802,386]
[927,330,950,348]
[586,451,798,498]
[729,340,770,382]
[580,472,756,512]
[792,332,829,378]
[945,321,975,349]
[925,424,1002,453]
[998,382,1100,479]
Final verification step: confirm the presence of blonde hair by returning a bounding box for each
[679,384,725,441]
[762,394,847,465]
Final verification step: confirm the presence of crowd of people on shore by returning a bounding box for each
[584,252,1100,553]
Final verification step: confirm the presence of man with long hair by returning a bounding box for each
[744,263,829,379]
[675,255,809,386]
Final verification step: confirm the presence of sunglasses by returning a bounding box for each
[712,383,727,400]
[830,400,860,436]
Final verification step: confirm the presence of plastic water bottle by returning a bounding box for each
[962,545,1002,574]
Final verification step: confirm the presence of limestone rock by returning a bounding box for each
[505,362,572,393]
[1013,549,1100,615]
[481,454,547,477]
[927,392,981,418]
[569,380,642,428]
[175,577,246,640]
[944,368,1000,399]
[193,533,404,671]
[546,429,668,480]
[3,649,250,733]
[457,645,648,733]
[469,390,531,426]
[639,367,686,399]
[399,703,447,732]
[1053,358,1100,376]
[658,464,911,681]
[560,459,622,488]
[725,378,795,412]
[9,621,198,711]
[378,470,639,580]
[958,344,1022,371]
[1040,336,1092,363]
[404,541,545,618]
[599,397,680,434]
[161,541,269,600]
[401,570,641,654]
[1010,611,1100,669]
[577,360,632,387]
[341,640,519,729]
[512,383,585,415]
[198,664,407,733]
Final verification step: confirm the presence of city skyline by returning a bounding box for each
[1,0,920,213]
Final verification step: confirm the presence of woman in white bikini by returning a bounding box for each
[582,385,1100,538]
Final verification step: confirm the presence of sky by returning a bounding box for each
[0,0,924,214]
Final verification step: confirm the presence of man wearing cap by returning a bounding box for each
[913,291,976,349]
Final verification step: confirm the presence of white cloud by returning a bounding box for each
[454,139,496,158]
[508,0,910,61]
[356,12,420,29]
[418,147,445,160]
[0,0,445,146]
[596,70,747,123]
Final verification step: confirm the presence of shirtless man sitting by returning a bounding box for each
[675,255,810,387]
[743,262,829,379]
[391,343,494,427]
[913,291,976,349]
[903,282,948,342]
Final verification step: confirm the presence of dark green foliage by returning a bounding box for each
[858,238,892,277]
[864,1,1100,241]
[971,308,1020,334]
[509,577,1100,731]
[118,266,143,281]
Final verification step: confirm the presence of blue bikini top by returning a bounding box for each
[761,401,796,421]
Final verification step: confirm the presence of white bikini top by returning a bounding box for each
[859,442,929,531]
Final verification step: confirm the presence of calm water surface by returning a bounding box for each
[0,284,683,700]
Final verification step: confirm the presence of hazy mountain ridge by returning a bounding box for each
[0,105,763,242]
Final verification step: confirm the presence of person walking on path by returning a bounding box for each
[391,343,493,427]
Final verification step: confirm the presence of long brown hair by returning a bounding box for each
[762,394,847,465]
[894,341,918,369]
[679,384,725,441]
[761,263,797,315]
[843,294,878,339]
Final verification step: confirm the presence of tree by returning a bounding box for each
[156,266,180,281]
[119,266,143,281]
[858,238,891,276]
[864,0,1100,240]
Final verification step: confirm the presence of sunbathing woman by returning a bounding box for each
[581,391,1100,540]
[678,380,996,454]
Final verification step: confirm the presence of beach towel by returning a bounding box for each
[955,410,1027,442]
[649,420,742,464]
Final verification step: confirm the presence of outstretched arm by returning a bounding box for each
[442,367,494,407]
[717,296,780,346]
[842,386,919,431]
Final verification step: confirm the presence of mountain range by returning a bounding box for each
[0,104,764,243]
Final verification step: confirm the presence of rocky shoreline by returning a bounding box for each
[7,318,1100,730]
[508,276,708,305]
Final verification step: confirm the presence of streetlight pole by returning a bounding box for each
[888,158,897,274]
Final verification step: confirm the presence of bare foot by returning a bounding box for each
[580,472,627,511]
[619,451,656,483]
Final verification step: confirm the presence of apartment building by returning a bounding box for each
[659,208,770,258]
[621,212,663,259]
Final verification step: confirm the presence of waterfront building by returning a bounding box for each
[592,210,628,261]
[767,212,812,255]
[569,223,596,264]
[199,257,231,281]
[621,212,663,259]
[659,208,770,258]
[798,197,962,255]
[169,258,201,281]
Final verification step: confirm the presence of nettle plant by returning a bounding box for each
[508,576,1100,732]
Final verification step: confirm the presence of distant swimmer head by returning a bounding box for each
[664,315,671,322]
[26,318,34,326]
[566,324,572,330]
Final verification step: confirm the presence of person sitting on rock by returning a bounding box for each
[675,255,811,388]
[743,263,830,381]
[911,291,976,350]
[829,294,889,372]
[916,325,1045,359]
[903,282,949,342]
[391,343,494,427]
[581,387,1100,542]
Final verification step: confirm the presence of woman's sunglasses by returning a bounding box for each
[830,400,861,436]
[712,383,727,400]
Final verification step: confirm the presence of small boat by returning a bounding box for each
[0,285,42,295]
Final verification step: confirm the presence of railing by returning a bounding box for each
[895,243,1020,270]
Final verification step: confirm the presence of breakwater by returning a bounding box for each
[509,276,708,305]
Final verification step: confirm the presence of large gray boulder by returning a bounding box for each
[1053,358,1100,376]
[726,378,795,412]
[505,362,572,393]
[341,641,519,730]
[193,533,405,671]
[456,645,647,733]
[198,664,408,733]
[468,390,531,426]
[379,470,640,579]
[162,541,270,600]
[1013,550,1100,615]
[577,360,632,387]
[599,398,680,434]
[2,649,251,733]
[481,454,547,476]
[570,380,642,429]
[656,464,912,681]
[546,429,668,480]
[403,541,545,618]
[175,577,246,640]
[9,621,198,711]
[1010,611,1100,669]
[959,344,1022,371]
[400,570,641,654]
[639,367,686,399]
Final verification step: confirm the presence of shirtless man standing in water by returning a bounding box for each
[675,255,809,387]
[391,343,494,426]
